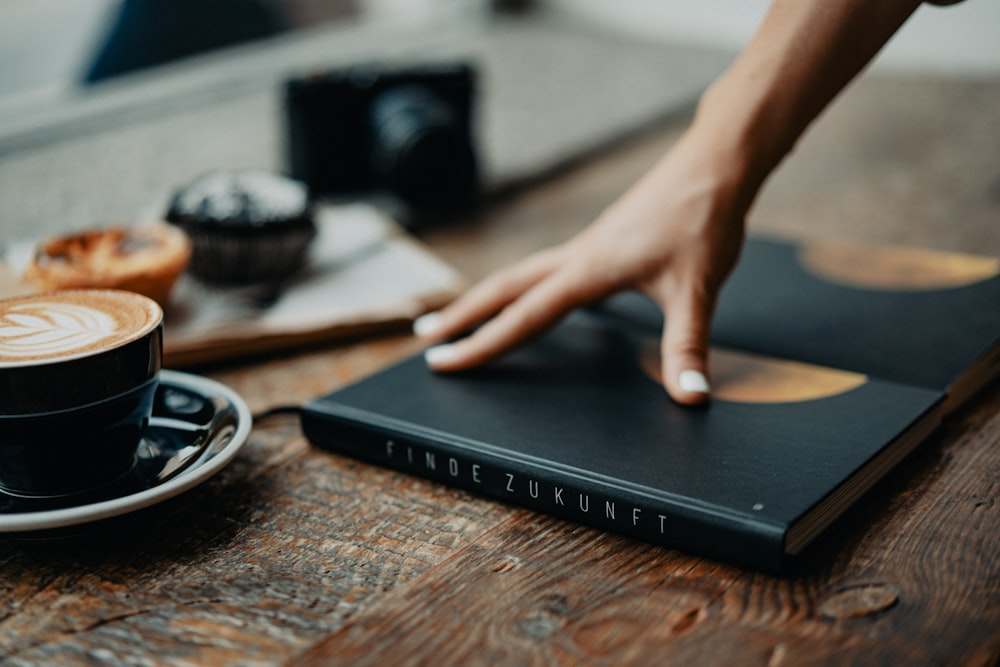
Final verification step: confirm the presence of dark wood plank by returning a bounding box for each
[0,347,516,664]
[293,383,1000,667]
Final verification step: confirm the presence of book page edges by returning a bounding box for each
[785,397,945,555]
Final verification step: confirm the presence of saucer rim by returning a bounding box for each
[0,369,251,532]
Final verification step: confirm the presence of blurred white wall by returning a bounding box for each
[0,0,118,107]
[2,0,995,110]
[550,0,1000,77]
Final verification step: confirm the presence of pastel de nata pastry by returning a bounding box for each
[22,224,192,307]
[165,170,317,284]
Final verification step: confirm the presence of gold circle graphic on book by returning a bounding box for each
[797,240,999,291]
[639,341,867,404]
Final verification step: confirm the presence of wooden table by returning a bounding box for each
[2,73,999,666]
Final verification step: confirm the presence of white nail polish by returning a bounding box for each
[424,344,457,366]
[678,370,710,394]
[413,312,442,337]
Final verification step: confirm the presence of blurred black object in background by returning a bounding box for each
[285,64,480,223]
[83,0,291,83]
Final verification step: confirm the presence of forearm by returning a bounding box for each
[690,0,924,211]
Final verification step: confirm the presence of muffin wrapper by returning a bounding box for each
[180,222,317,285]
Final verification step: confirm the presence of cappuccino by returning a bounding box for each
[0,289,161,365]
[0,289,163,496]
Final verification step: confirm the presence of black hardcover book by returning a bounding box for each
[301,237,1000,573]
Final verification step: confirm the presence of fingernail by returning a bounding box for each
[413,312,442,337]
[424,344,457,367]
[678,370,710,394]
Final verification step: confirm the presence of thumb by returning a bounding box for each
[659,289,714,406]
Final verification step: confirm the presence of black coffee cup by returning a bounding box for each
[0,289,163,497]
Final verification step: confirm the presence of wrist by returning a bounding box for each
[669,89,774,225]
[688,75,792,213]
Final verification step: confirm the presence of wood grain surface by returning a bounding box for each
[292,385,1000,667]
[2,72,999,666]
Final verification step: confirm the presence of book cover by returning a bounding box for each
[300,237,999,573]
[713,238,1000,403]
[597,238,1000,408]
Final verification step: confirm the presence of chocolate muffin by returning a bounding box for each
[166,170,316,284]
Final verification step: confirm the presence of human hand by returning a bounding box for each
[413,0,926,405]
[413,128,750,405]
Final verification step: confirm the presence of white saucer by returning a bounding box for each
[0,370,251,533]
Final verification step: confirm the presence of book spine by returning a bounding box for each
[301,404,788,573]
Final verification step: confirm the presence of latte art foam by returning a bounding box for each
[0,290,161,365]
[0,302,117,359]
